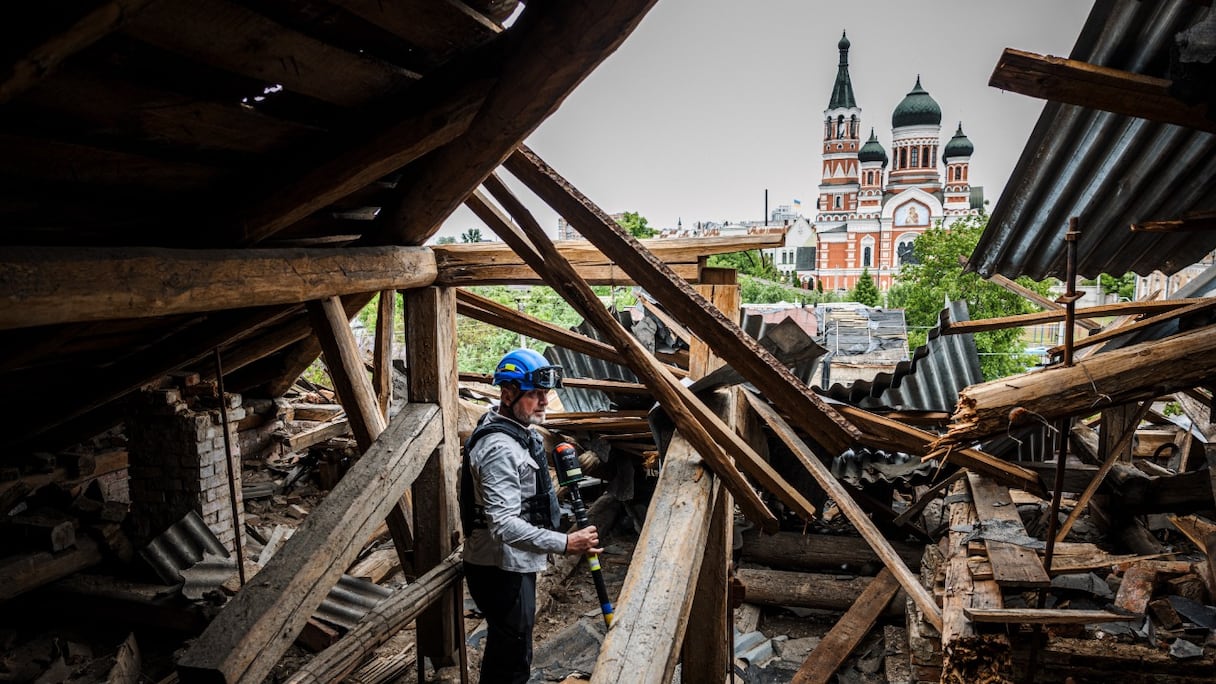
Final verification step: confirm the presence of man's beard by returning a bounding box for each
[510,402,545,426]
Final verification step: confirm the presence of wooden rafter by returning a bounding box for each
[1046,297,1216,356]
[0,246,435,330]
[1132,210,1216,233]
[504,145,860,455]
[940,298,1211,335]
[380,0,660,245]
[989,48,1216,134]
[986,273,1101,332]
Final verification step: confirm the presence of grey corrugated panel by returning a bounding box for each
[544,312,641,414]
[817,300,982,412]
[139,510,230,585]
[314,574,393,630]
[974,0,1216,281]
[829,447,937,486]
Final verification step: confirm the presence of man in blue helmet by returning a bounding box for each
[461,348,601,683]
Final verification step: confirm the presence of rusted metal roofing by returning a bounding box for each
[973,0,1216,281]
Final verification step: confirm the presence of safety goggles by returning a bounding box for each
[526,366,564,389]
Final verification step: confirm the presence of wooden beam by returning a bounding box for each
[941,298,1209,335]
[433,235,781,285]
[940,324,1216,445]
[455,288,627,365]
[986,273,1101,332]
[0,0,158,104]
[0,537,103,602]
[404,287,462,669]
[308,295,415,576]
[790,569,901,684]
[739,530,924,575]
[504,145,859,455]
[468,180,784,530]
[737,567,903,616]
[373,292,395,419]
[940,479,1004,657]
[0,246,435,331]
[989,48,1216,134]
[1046,297,1216,357]
[591,391,728,683]
[380,0,660,244]
[743,392,944,632]
[285,551,462,684]
[175,402,442,684]
[460,372,651,396]
[681,280,738,684]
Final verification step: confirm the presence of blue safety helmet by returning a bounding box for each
[493,348,563,391]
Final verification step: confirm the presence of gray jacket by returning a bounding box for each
[463,410,567,573]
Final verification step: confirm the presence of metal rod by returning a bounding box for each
[1028,217,1081,683]
[213,347,247,586]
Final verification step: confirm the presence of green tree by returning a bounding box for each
[848,268,880,306]
[461,228,483,243]
[740,276,818,305]
[1098,272,1136,301]
[891,213,1051,380]
[435,235,456,245]
[617,211,656,238]
[707,250,781,280]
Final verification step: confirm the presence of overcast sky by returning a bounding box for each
[438,0,1095,240]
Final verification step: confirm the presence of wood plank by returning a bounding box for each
[0,246,435,331]
[680,280,737,684]
[964,608,1136,625]
[467,180,780,530]
[966,472,1051,588]
[285,551,461,684]
[433,235,780,285]
[124,0,415,108]
[505,145,859,455]
[790,569,901,684]
[989,48,1216,135]
[281,419,351,453]
[0,537,103,602]
[940,326,1216,446]
[940,480,1003,649]
[405,287,462,669]
[591,392,726,684]
[337,0,500,64]
[743,391,944,632]
[0,0,159,104]
[175,402,441,684]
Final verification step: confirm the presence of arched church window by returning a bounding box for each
[910,147,919,167]
[899,148,907,169]
[897,239,917,266]
[834,195,842,209]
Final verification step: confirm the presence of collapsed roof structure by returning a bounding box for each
[2,0,1215,682]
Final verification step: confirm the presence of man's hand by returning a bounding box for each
[565,526,603,555]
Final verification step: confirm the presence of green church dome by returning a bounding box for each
[891,76,941,128]
[858,128,888,165]
[942,122,974,160]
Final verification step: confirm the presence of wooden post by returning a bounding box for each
[405,287,462,671]
[307,296,414,570]
[373,291,395,418]
[681,276,738,684]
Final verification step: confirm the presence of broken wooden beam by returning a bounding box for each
[963,608,1136,625]
[966,472,1050,588]
[175,402,442,684]
[939,324,1216,446]
[0,537,102,602]
[739,530,924,575]
[940,298,1211,335]
[0,246,436,331]
[744,391,944,631]
[1046,297,1216,357]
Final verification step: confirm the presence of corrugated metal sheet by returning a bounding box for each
[544,311,643,414]
[139,510,230,585]
[974,0,1216,281]
[818,300,983,412]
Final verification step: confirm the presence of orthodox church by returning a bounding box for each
[784,31,983,294]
